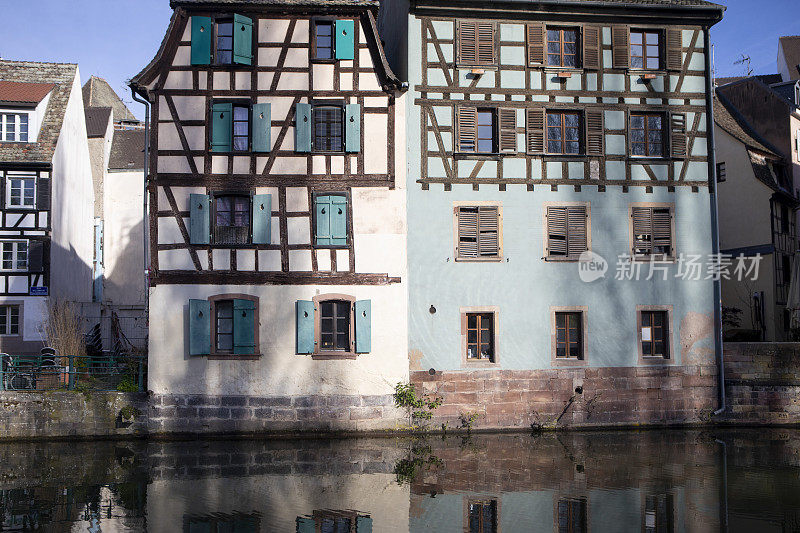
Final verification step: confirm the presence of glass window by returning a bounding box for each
[641,310,669,358]
[555,312,583,359]
[477,109,496,153]
[320,300,350,351]
[315,20,334,60]
[468,499,498,533]
[547,111,581,154]
[232,105,249,151]
[215,20,233,64]
[557,498,587,533]
[466,313,494,362]
[631,113,664,157]
[645,494,674,533]
[1,114,28,142]
[0,241,27,271]
[215,300,234,352]
[631,30,661,70]
[6,173,35,208]
[0,305,19,335]
[214,195,250,245]
[547,28,579,67]
[313,105,344,152]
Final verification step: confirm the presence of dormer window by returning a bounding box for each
[1,113,28,142]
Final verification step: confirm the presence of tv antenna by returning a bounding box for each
[734,54,753,76]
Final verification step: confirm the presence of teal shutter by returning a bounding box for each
[233,299,256,355]
[356,516,373,533]
[252,103,271,152]
[296,517,315,533]
[335,19,355,60]
[295,103,312,152]
[330,195,347,246]
[188,522,212,533]
[296,300,315,354]
[345,104,361,153]
[211,102,232,152]
[191,16,212,65]
[315,195,331,245]
[189,193,211,245]
[189,299,211,355]
[251,194,272,244]
[232,14,253,65]
[355,300,371,353]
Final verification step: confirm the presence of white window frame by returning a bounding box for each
[0,113,29,142]
[0,305,20,336]
[0,240,28,272]
[5,172,36,209]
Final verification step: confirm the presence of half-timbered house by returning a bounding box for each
[0,61,94,354]
[379,0,725,428]
[131,0,407,431]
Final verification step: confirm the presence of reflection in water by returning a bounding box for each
[0,429,799,531]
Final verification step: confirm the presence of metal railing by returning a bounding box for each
[0,353,146,392]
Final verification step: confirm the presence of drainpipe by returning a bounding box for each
[130,88,150,319]
[704,29,726,416]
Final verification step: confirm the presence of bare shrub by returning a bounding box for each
[43,299,85,358]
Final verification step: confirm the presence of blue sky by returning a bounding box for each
[0,0,797,119]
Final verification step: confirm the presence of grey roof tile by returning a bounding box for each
[84,106,112,138]
[780,36,800,80]
[82,76,139,124]
[109,129,145,170]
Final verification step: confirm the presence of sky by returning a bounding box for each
[0,0,798,120]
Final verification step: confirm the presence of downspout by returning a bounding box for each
[130,88,150,319]
[704,28,726,416]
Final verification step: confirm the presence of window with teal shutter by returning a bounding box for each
[335,19,355,60]
[356,516,373,533]
[232,14,253,65]
[344,104,361,153]
[296,300,315,354]
[233,299,256,354]
[188,299,211,355]
[191,16,212,65]
[211,103,232,152]
[251,103,271,152]
[189,193,211,245]
[354,300,371,353]
[295,103,312,152]
[314,194,347,247]
[296,517,315,533]
[251,194,272,244]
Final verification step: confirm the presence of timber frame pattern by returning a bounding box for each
[131,4,403,286]
[415,10,713,193]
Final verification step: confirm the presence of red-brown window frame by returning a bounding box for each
[630,112,665,158]
[640,310,669,358]
[546,27,580,68]
[630,29,662,70]
[546,110,582,155]
[555,312,583,360]
[466,312,495,362]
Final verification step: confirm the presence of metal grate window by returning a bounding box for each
[214,195,250,245]
[313,106,344,152]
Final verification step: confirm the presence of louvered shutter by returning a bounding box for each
[458,106,477,153]
[527,23,545,66]
[631,207,652,256]
[335,19,355,60]
[354,300,371,354]
[251,103,271,152]
[670,112,687,158]
[547,207,568,256]
[330,195,347,246]
[251,194,272,244]
[585,109,604,156]
[478,206,499,257]
[232,14,253,65]
[345,103,361,153]
[36,176,50,210]
[28,239,44,273]
[189,193,211,245]
[612,26,630,69]
[188,299,211,356]
[526,108,546,154]
[191,16,212,65]
[665,28,683,71]
[583,26,601,69]
[295,103,312,153]
[458,21,477,64]
[652,208,673,257]
[210,102,232,152]
[477,22,495,65]
[296,300,314,354]
[567,206,588,256]
[498,108,517,153]
[456,207,478,259]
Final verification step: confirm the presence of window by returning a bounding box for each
[232,105,249,151]
[214,300,234,352]
[320,300,350,352]
[314,194,348,247]
[298,511,372,532]
[455,205,501,260]
[630,30,661,70]
[476,109,496,153]
[0,241,27,271]
[457,107,517,154]
[716,162,726,183]
[631,205,673,259]
[210,101,271,153]
[0,305,19,335]
[457,21,496,66]
[555,311,583,360]
[631,113,665,157]
[547,27,580,67]
[0,113,28,142]
[314,20,334,60]
[184,514,260,533]
[190,14,252,66]
[557,498,587,533]
[188,295,258,356]
[640,309,669,359]
[781,205,791,234]
[215,19,234,64]
[214,195,251,245]
[466,312,494,362]
[545,205,589,260]
[5,172,35,208]
[547,111,581,154]
[313,105,344,152]
[467,499,498,533]
[645,494,674,533]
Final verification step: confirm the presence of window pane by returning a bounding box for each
[631,56,644,68]
[566,141,580,154]
[646,57,659,69]
[548,42,561,54]
[321,318,333,333]
[547,113,561,127]
[477,139,493,153]
[564,55,576,67]
[564,42,576,55]
[467,314,477,328]
[631,32,643,45]
[548,127,563,140]
[547,29,560,41]
[650,143,662,157]
[631,129,645,143]
[565,127,579,141]
[548,141,563,153]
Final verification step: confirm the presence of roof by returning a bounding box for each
[171,0,378,6]
[419,0,724,9]
[108,129,146,170]
[769,80,799,107]
[713,94,777,156]
[716,74,782,87]
[84,107,112,138]
[82,76,139,124]
[0,81,55,105]
[780,36,800,80]
[0,60,78,165]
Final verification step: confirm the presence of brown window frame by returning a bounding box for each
[0,304,21,336]
[636,305,673,363]
[466,499,498,533]
[311,101,346,153]
[630,112,666,158]
[546,110,583,155]
[643,493,674,533]
[212,192,252,246]
[311,17,336,62]
[311,510,359,532]
[466,313,495,362]
[556,497,588,533]
[546,26,581,68]
[312,293,357,359]
[630,29,662,70]
[208,293,260,358]
[454,203,503,262]
[552,309,587,363]
[460,306,499,367]
[629,203,675,261]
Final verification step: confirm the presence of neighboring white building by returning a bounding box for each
[0,60,94,354]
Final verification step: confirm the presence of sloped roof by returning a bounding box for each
[713,94,777,157]
[0,60,77,164]
[716,74,782,87]
[82,76,138,124]
[171,0,378,5]
[84,107,112,138]
[0,81,55,105]
[109,129,145,170]
[769,80,799,107]
[423,0,723,8]
[780,36,800,80]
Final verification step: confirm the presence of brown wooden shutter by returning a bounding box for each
[612,26,630,69]
[478,206,500,257]
[652,208,673,257]
[567,206,588,256]
[582,26,601,70]
[527,22,545,66]
[665,28,683,71]
[457,207,478,258]
[498,108,517,153]
[585,109,604,156]
[670,112,687,158]
[457,106,477,153]
[631,207,652,256]
[458,21,477,64]
[477,22,495,65]
[547,206,568,256]
[526,108,546,154]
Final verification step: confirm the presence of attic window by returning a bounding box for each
[0,113,28,142]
